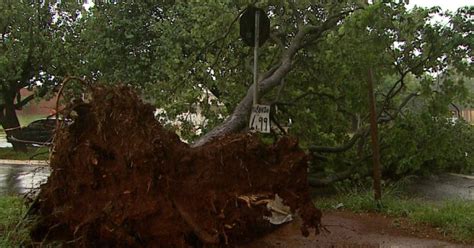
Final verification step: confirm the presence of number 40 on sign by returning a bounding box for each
[249,104,271,133]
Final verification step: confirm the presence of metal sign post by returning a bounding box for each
[253,10,260,105]
[239,6,270,133]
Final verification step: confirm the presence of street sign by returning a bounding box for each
[249,104,271,133]
[241,6,271,134]
[239,6,270,47]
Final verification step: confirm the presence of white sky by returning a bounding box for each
[408,0,473,11]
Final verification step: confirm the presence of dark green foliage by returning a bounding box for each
[382,114,474,176]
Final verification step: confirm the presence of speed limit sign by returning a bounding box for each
[249,104,271,133]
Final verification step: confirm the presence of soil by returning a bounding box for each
[244,211,472,248]
[29,86,320,247]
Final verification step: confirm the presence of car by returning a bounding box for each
[7,118,57,146]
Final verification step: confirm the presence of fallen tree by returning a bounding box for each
[30,86,321,247]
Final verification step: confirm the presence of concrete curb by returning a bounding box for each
[448,173,474,180]
[0,159,49,166]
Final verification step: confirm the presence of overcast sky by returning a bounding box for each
[408,0,472,11]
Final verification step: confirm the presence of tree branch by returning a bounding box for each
[378,92,420,123]
[308,167,356,186]
[15,93,35,109]
[308,128,368,153]
[450,103,461,118]
[308,91,419,158]
[308,152,373,187]
[275,89,343,106]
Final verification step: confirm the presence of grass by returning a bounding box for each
[0,147,49,160]
[411,201,474,241]
[0,196,61,247]
[316,179,474,242]
[0,196,29,247]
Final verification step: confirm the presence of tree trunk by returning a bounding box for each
[191,43,298,148]
[0,102,28,152]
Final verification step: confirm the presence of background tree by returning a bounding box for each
[0,1,81,151]
[64,1,473,181]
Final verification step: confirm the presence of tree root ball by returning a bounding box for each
[30,86,321,247]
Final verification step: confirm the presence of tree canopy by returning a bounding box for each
[0,1,84,150]
[1,1,473,178]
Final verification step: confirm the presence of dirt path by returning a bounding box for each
[243,211,472,248]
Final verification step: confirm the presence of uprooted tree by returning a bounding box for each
[64,1,473,180]
[31,86,321,246]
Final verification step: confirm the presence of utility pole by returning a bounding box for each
[367,68,382,202]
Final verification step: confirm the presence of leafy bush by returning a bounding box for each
[381,113,474,176]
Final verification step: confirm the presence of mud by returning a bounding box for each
[30,86,320,247]
[244,211,470,248]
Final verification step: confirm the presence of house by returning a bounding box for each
[19,88,58,116]
[460,108,474,124]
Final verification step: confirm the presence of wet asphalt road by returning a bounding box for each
[0,164,49,195]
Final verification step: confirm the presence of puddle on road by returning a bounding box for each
[0,164,50,195]
[407,174,474,201]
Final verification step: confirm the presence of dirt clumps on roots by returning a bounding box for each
[30,86,321,247]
